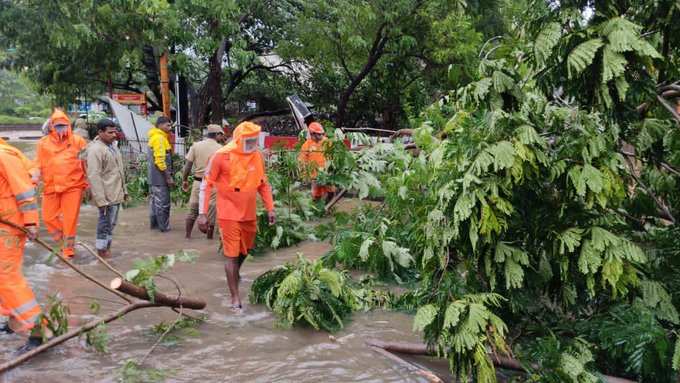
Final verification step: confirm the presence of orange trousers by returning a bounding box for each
[0,234,41,332]
[42,188,83,257]
[218,220,257,257]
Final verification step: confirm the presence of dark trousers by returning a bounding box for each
[149,186,171,232]
[96,204,120,250]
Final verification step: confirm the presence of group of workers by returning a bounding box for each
[0,110,334,351]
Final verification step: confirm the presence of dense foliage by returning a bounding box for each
[250,255,361,332]
[257,1,680,382]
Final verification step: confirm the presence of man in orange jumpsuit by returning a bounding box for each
[197,122,275,311]
[298,121,335,202]
[0,141,43,348]
[35,110,88,258]
[0,137,38,182]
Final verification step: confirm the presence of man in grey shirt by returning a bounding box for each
[86,119,126,257]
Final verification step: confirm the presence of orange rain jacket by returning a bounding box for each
[35,110,88,193]
[0,145,41,331]
[298,121,328,179]
[0,138,38,182]
[200,122,274,221]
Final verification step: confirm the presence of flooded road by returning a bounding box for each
[0,194,434,382]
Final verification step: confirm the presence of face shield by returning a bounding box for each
[54,124,68,139]
[242,136,258,153]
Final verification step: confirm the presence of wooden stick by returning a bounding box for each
[76,241,125,279]
[369,346,443,383]
[365,339,637,383]
[110,278,206,310]
[0,301,157,373]
[0,219,131,303]
[324,188,347,212]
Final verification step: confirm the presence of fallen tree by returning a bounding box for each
[365,339,637,383]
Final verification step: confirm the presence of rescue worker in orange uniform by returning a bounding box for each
[298,121,335,202]
[35,110,88,258]
[197,122,275,311]
[0,142,44,349]
[0,137,38,182]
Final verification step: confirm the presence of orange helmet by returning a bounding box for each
[308,122,324,134]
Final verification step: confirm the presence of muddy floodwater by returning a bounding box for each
[0,141,441,382]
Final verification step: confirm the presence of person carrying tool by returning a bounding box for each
[86,119,126,257]
[0,141,45,350]
[198,122,275,311]
[147,116,174,232]
[182,124,225,239]
[298,121,335,202]
[35,109,88,258]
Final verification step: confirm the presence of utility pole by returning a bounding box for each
[159,51,171,118]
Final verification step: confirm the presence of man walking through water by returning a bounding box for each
[35,109,88,258]
[198,122,275,311]
[147,116,174,232]
[86,119,126,257]
[182,124,225,239]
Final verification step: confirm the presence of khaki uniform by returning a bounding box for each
[186,138,222,225]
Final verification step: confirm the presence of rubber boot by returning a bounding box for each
[185,217,196,239]
[0,322,14,334]
[16,336,43,355]
[207,224,215,240]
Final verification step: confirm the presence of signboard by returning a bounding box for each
[112,93,147,115]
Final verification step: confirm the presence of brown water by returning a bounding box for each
[0,195,436,383]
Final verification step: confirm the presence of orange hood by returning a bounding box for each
[48,109,73,139]
[217,122,265,191]
[220,121,261,154]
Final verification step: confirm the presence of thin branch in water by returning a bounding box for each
[77,241,126,279]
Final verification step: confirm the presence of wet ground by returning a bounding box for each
[0,191,439,382]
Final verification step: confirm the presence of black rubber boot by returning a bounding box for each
[16,336,43,355]
[0,322,14,334]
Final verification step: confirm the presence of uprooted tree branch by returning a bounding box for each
[0,219,207,374]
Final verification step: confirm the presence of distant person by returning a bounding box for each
[73,113,90,142]
[181,124,225,239]
[0,140,45,352]
[86,119,126,257]
[298,122,335,202]
[147,116,174,232]
[198,122,275,311]
[35,110,88,258]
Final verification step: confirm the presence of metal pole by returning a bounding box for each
[130,111,142,154]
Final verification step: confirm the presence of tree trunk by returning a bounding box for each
[365,339,638,383]
[207,47,224,124]
[335,24,389,130]
[110,278,206,310]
